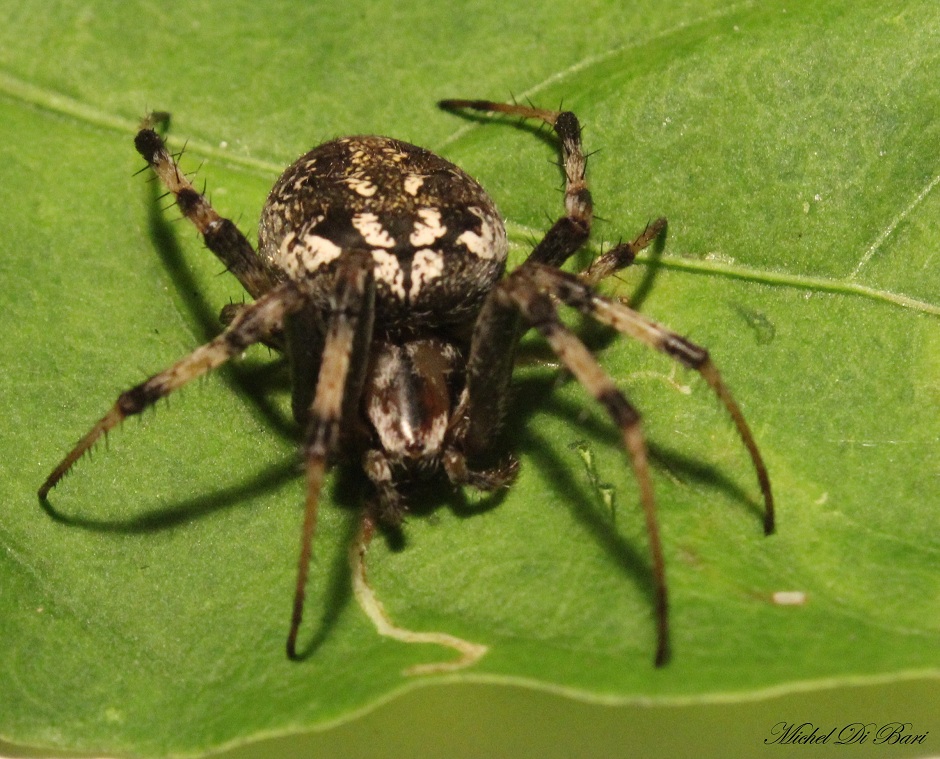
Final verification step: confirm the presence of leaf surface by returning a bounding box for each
[1,0,938,756]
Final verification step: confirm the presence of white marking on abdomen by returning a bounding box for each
[403,175,425,195]
[299,233,344,271]
[409,248,444,299]
[457,206,507,261]
[344,177,378,197]
[409,208,447,247]
[353,212,395,248]
[371,249,406,300]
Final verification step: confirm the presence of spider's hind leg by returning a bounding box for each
[135,113,274,299]
[439,100,593,268]
[288,250,376,659]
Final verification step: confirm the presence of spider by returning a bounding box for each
[39,99,774,668]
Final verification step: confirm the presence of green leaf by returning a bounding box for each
[1,0,938,757]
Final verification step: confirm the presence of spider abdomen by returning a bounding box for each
[258,136,508,331]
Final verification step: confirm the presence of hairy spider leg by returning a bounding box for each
[135,113,274,300]
[579,217,668,286]
[525,264,775,535]
[442,98,773,666]
[497,272,670,667]
[439,100,668,285]
[439,100,593,267]
[439,101,670,460]
[439,99,673,664]
[439,101,595,458]
[38,282,308,499]
[437,103,670,664]
[287,250,375,659]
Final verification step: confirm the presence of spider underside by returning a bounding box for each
[39,100,774,668]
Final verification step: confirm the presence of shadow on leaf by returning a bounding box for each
[38,460,296,533]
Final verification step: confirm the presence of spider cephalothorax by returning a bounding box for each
[40,100,774,668]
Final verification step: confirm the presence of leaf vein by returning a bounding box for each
[849,173,940,279]
[0,68,281,177]
[504,223,940,316]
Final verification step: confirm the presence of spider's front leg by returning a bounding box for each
[439,99,668,283]
[287,250,375,659]
[135,113,274,300]
[504,270,671,666]
[440,99,667,455]
[525,264,775,534]
[440,100,592,459]
[38,281,309,498]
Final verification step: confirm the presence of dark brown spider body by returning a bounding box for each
[255,136,507,487]
[40,101,775,669]
[258,136,508,331]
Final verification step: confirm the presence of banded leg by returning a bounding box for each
[287,251,376,659]
[135,113,274,299]
[525,264,775,534]
[442,99,663,460]
[442,99,587,457]
[497,272,670,667]
[439,100,593,267]
[38,281,308,499]
[580,218,667,286]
